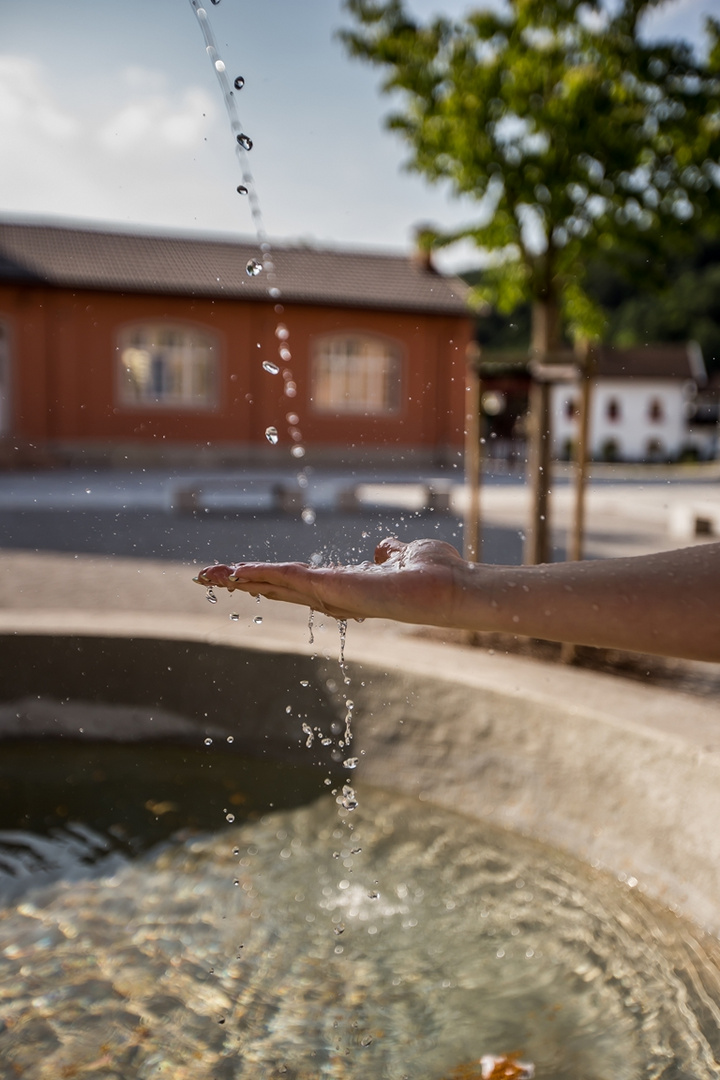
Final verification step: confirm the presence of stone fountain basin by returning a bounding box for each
[1,611,719,933]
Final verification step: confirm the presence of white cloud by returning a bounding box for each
[0,53,231,230]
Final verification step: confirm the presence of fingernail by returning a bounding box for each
[228,575,249,583]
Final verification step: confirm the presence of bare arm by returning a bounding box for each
[195,538,720,663]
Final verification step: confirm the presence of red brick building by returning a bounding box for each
[0,220,472,466]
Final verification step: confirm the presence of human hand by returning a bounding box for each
[194,537,469,626]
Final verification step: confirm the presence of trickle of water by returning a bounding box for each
[246,258,262,277]
[262,360,280,375]
[237,133,253,151]
[253,615,263,626]
[307,609,315,645]
[337,620,351,685]
[265,426,279,445]
[234,75,245,90]
[206,587,218,604]
[302,723,314,748]
[301,507,316,525]
[236,184,248,195]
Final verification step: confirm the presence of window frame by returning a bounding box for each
[310,331,404,417]
[115,321,220,411]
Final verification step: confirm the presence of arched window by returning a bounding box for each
[648,397,664,423]
[311,333,402,415]
[606,397,621,422]
[117,323,218,409]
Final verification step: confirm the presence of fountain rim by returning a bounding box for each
[1,607,719,935]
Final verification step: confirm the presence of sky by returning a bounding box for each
[1,0,716,271]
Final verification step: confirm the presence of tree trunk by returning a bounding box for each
[463,355,483,564]
[524,296,561,565]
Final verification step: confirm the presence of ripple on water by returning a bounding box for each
[1,787,720,1078]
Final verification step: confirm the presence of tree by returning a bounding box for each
[340,0,720,561]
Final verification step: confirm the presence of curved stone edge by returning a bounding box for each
[1,609,719,934]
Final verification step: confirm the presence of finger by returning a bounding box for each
[194,564,236,586]
[374,536,406,565]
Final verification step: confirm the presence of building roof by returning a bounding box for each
[595,343,706,383]
[0,220,470,317]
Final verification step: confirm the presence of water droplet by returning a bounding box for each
[300,679,310,687]
[334,924,345,935]
[246,258,262,276]
[367,891,379,900]
[262,360,280,375]
[229,613,240,622]
[218,1017,225,1025]
[214,59,225,72]
[286,412,299,425]
[233,879,240,886]
[237,133,253,151]
[291,444,304,457]
[275,324,289,340]
[226,735,234,743]
[279,346,292,362]
[236,184,248,195]
[226,812,235,823]
[285,383,298,399]
[302,722,314,747]
[339,783,358,811]
[253,615,263,625]
[351,847,362,854]
[343,757,359,769]
[301,507,316,525]
[234,75,245,90]
[204,737,213,746]
[265,426,279,445]
[206,586,218,604]
[361,1035,374,1046]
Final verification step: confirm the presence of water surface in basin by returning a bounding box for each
[0,745,719,1079]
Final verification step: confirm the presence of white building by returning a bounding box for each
[551,343,717,463]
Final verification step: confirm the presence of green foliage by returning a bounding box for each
[340,0,720,344]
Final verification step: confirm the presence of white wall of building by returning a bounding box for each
[551,379,712,462]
